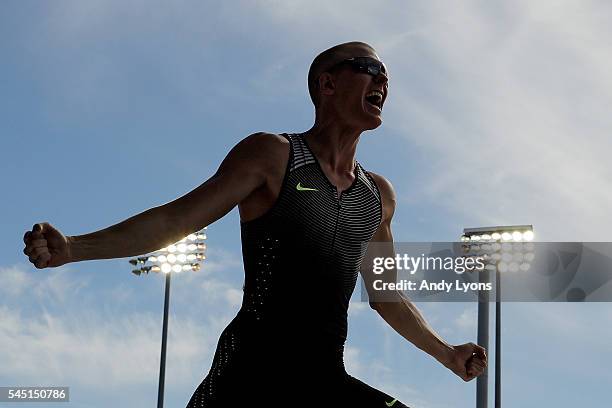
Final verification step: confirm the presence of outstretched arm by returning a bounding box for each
[362,172,487,381]
[23,132,286,269]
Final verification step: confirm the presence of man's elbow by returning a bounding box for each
[369,300,394,314]
[368,290,403,312]
[369,301,383,312]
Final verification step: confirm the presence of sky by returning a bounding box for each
[1,0,612,407]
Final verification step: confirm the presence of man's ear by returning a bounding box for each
[318,72,336,96]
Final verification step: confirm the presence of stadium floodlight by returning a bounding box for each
[461,225,534,243]
[461,225,534,408]
[128,227,207,408]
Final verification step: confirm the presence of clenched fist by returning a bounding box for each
[23,223,72,269]
[444,342,488,381]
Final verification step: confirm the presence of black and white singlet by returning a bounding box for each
[187,133,409,407]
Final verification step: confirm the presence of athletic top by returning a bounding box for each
[192,132,383,403]
[240,132,382,342]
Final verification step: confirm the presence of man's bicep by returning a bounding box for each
[361,219,399,306]
[371,215,393,242]
[361,171,399,305]
[161,133,273,235]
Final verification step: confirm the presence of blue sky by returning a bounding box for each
[1,1,611,407]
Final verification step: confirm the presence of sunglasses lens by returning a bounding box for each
[338,57,387,79]
[362,58,385,77]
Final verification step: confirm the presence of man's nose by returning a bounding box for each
[374,71,388,85]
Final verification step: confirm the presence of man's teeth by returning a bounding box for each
[365,90,383,109]
[365,90,383,99]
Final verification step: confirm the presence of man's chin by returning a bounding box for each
[363,116,382,130]
[341,111,382,131]
[363,106,383,128]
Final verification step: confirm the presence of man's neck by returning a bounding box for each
[303,120,361,174]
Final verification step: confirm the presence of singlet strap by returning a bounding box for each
[286,133,316,171]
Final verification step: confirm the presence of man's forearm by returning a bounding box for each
[372,291,453,365]
[68,206,183,262]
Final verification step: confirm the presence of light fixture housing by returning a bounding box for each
[461,225,534,273]
[462,225,533,243]
[128,229,208,276]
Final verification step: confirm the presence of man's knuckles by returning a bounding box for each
[30,239,47,248]
[31,247,49,258]
[31,232,44,240]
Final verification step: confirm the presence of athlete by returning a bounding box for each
[23,42,487,407]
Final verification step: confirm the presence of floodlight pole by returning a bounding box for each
[464,224,533,408]
[495,269,501,408]
[129,229,208,408]
[157,272,171,408]
[476,269,489,408]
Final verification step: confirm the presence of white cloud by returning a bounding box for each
[224,287,243,308]
[0,263,234,406]
[225,0,612,241]
[349,299,369,314]
[0,250,244,400]
[29,1,612,244]
[196,278,243,307]
[0,264,32,296]
[0,264,90,303]
[7,1,612,405]
[108,281,136,304]
[380,1,612,241]
[0,265,209,381]
[345,343,395,380]
[510,303,612,350]
[454,305,478,332]
[0,305,216,387]
[196,247,243,276]
[345,343,441,408]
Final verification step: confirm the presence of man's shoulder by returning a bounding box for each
[363,170,396,222]
[364,170,396,202]
[235,132,289,161]
[242,132,290,150]
[236,132,290,175]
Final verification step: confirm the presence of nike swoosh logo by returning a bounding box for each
[386,399,397,407]
[296,182,318,191]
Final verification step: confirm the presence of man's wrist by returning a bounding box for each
[66,235,78,263]
[429,340,455,366]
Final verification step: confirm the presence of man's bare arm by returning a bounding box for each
[362,172,487,381]
[23,132,286,268]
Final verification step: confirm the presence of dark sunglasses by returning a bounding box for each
[331,56,388,79]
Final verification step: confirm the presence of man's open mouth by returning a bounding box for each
[365,90,383,110]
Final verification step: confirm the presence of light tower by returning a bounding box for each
[129,228,207,408]
[460,225,534,408]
